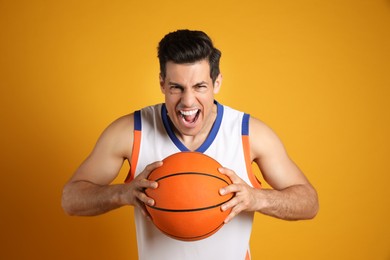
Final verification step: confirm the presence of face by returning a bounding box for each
[160,59,222,139]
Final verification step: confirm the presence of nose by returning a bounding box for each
[180,89,196,107]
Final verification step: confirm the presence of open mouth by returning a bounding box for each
[179,109,200,124]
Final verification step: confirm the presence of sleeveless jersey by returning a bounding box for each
[126,101,261,260]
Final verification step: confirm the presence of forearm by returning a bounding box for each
[256,184,318,220]
[62,180,129,216]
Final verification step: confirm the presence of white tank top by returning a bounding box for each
[126,101,261,260]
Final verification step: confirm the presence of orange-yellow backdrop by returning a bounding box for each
[1,0,389,259]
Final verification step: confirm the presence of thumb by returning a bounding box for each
[140,161,163,179]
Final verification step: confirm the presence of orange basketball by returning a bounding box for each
[145,152,233,241]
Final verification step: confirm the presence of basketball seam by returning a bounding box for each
[153,172,230,184]
[147,172,233,212]
[147,195,233,212]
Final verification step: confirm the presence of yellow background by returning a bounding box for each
[1,0,389,259]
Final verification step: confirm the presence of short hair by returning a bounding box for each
[158,29,221,83]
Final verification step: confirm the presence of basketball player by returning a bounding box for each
[62,29,318,260]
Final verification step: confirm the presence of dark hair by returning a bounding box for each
[158,29,221,83]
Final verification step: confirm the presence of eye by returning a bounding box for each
[169,85,183,94]
[195,85,208,92]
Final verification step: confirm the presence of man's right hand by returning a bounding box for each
[126,161,162,219]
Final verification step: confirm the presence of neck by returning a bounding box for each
[173,103,218,151]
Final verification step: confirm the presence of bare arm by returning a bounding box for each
[220,117,318,222]
[61,114,159,217]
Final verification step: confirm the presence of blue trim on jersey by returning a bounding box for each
[197,102,223,153]
[161,104,188,151]
[161,101,224,152]
[134,110,142,131]
[242,113,250,136]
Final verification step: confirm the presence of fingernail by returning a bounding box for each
[220,188,225,195]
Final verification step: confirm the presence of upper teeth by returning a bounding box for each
[180,109,198,116]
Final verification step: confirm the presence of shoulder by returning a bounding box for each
[101,114,134,138]
[248,116,287,161]
[249,116,277,139]
[69,113,136,184]
[94,113,135,159]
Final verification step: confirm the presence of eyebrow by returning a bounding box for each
[168,81,209,87]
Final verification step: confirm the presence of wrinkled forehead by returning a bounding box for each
[163,60,212,84]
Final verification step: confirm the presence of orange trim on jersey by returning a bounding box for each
[242,135,261,189]
[245,249,251,260]
[125,129,141,183]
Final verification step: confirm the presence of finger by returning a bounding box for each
[137,178,158,189]
[134,189,155,206]
[136,161,163,189]
[218,167,242,183]
[221,196,239,212]
[139,161,163,178]
[224,205,241,224]
[134,199,152,221]
[224,210,237,224]
[219,183,240,196]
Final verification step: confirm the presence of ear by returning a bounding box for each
[159,74,165,94]
[213,73,222,94]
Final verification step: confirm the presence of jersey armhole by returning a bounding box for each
[242,113,262,189]
[125,111,142,183]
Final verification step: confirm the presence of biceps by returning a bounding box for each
[71,151,125,185]
[249,118,309,190]
[69,115,133,185]
[256,154,309,190]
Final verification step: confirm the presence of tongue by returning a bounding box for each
[184,114,196,123]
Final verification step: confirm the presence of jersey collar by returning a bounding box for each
[161,100,224,153]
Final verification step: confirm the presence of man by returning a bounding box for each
[62,29,318,260]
